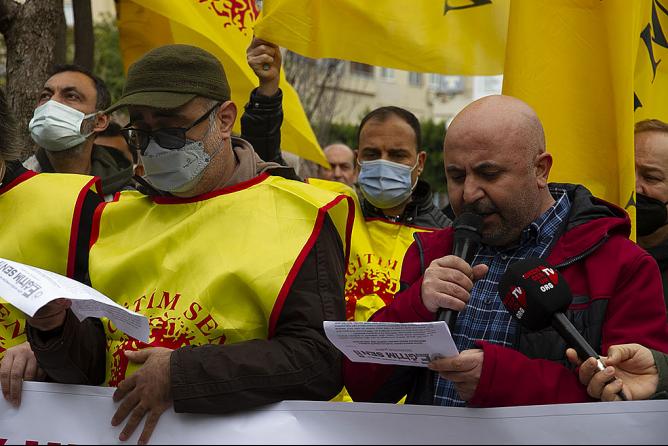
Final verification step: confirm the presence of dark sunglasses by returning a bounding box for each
[121,103,220,154]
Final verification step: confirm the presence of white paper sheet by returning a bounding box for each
[0,257,149,342]
[324,321,459,367]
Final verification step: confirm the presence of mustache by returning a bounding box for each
[461,201,498,215]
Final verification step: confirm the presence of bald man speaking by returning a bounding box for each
[343,95,668,408]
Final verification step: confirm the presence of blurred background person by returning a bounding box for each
[318,143,357,187]
[635,119,668,308]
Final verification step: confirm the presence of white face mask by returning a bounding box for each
[139,111,223,194]
[140,138,212,194]
[29,100,96,152]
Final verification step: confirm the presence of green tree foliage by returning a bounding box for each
[322,121,356,148]
[326,119,447,193]
[420,120,447,193]
[93,13,124,103]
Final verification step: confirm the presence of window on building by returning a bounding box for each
[483,75,503,92]
[429,74,463,93]
[379,67,395,81]
[350,62,374,78]
[429,74,442,90]
[409,72,423,87]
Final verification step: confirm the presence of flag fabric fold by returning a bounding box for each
[503,0,637,227]
[255,0,509,75]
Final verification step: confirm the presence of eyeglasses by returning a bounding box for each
[121,103,220,154]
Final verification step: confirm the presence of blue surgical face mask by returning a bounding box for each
[357,158,419,209]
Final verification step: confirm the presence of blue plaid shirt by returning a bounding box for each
[434,188,571,406]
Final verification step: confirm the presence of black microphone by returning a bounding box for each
[437,212,483,332]
[498,257,627,400]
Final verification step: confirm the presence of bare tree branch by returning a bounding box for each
[284,52,343,143]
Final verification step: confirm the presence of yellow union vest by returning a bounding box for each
[347,218,432,321]
[307,178,438,403]
[306,179,435,321]
[89,173,352,386]
[0,171,100,357]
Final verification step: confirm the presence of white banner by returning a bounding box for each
[0,382,667,444]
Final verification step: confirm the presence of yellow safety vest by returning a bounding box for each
[307,178,438,403]
[89,173,352,386]
[0,171,100,357]
[348,218,432,320]
[306,179,434,321]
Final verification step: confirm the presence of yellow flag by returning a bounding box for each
[502,0,637,231]
[116,0,328,166]
[255,0,509,75]
[635,0,668,123]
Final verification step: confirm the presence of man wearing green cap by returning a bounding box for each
[24,44,349,444]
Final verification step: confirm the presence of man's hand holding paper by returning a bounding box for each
[0,258,148,342]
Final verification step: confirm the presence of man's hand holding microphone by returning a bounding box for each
[424,213,489,402]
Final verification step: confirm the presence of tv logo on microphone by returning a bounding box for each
[502,285,527,319]
[522,265,559,292]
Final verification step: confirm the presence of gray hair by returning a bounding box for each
[198,97,221,131]
[635,119,668,135]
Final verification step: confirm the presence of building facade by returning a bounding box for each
[330,61,502,125]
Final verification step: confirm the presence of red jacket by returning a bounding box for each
[344,184,668,407]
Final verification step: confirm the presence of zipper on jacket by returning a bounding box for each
[553,234,609,270]
[414,232,426,276]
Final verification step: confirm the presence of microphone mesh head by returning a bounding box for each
[498,257,572,331]
[453,212,484,234]
[453,212,483,247]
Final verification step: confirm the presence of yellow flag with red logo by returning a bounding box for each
[255,0,509,75]
[116,0,327,166]
[502,0,638,231]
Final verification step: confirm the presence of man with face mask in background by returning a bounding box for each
[346,106,450,319]
[0,86,103,406]
[242,39,451,322]
[251,103,450,403]
[635,119,668,309]
[2,66,136,400]
[242,41,451,404]
[356,107,447,225]
[242,39,451,324]
[22,44,350,445]
[24,65,134,196]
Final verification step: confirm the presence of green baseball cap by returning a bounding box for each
[106,44,231,113]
